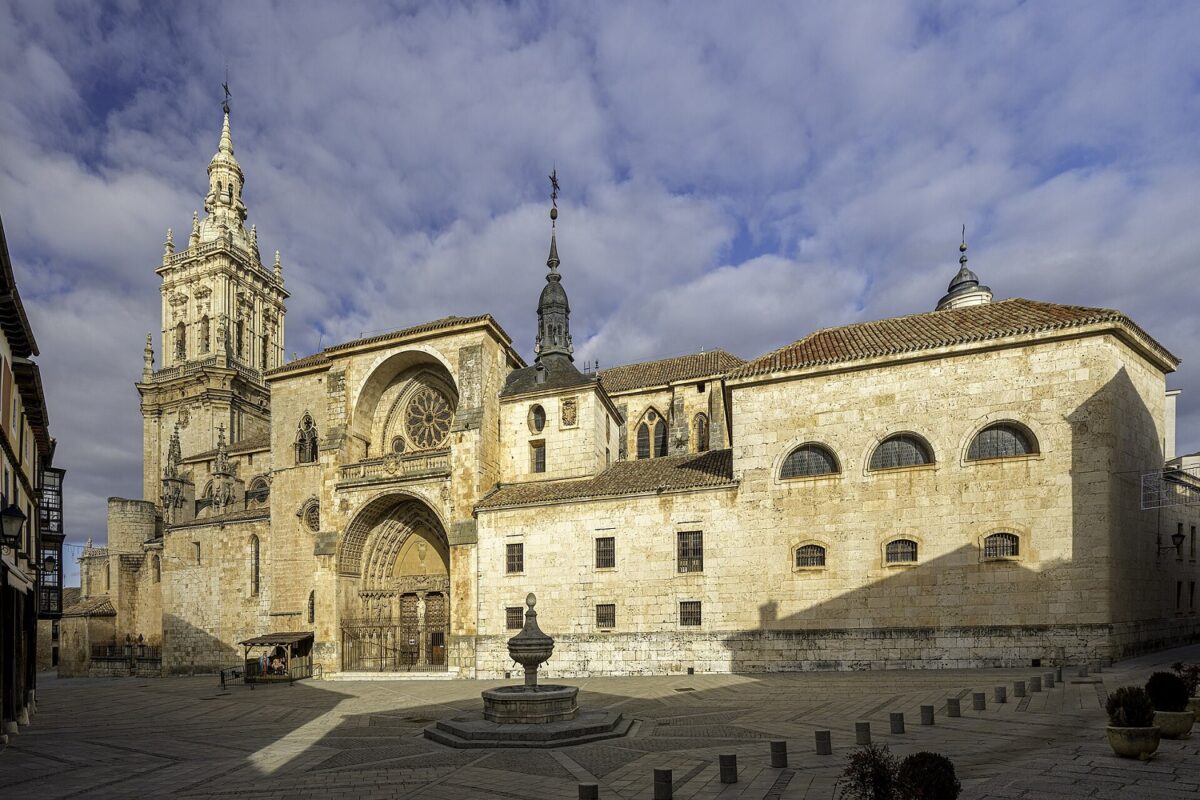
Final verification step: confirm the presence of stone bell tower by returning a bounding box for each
[135,97,289,503]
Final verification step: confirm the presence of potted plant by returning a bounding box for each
[1146,671,1194,738]
[1105,686,1160,759]
[897,752,961,800]
[836,743,900,800]
[1171,661,1200,721]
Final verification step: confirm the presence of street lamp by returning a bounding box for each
[43,553,57,572]
[0,503,26,550]
[1158,530,1187,556]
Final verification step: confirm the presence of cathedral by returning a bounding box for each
[61,106,1200,679]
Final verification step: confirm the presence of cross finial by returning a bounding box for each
[222,66,231,115]
[960,224,969,265]
[549,167,560,208]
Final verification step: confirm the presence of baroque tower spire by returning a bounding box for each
[534,169,573,363]
[936,226,993,311]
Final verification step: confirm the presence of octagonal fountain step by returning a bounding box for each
[424,710,633,749]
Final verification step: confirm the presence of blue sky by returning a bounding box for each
[2,1,1199,564]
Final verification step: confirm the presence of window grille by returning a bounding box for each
[596,536,615,569]
[983,532,1020,559]
[506,542,524,574]
[679,601,702,626]
[596,603,616,628]
[781,444,839,478]
[654,419,668,457]
[885,539,918,564]
[694,414,710,453]
[636,423,650,459]
[505,606,524,629]
[302,501,320,532]
[531,442,546,473]
[795,544,826,567]
[530,404,546,432]
[967,424,1036,460]
[869,435,933,470]
[677,531,703,573]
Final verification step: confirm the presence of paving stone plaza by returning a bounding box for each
[2,645,1199,799]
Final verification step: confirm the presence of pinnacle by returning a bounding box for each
[219,111,234,155]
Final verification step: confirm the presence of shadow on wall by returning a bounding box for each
[720,368,1200,671]
[162,613,246,675]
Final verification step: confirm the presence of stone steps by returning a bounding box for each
[325,668,461,681]
[425,710,633,748]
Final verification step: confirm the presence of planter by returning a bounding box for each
[1154,710,1194,739]
[1106,726,1160,760]
[1188,697,1200,722]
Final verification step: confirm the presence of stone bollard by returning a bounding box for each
[1078,666,1089,678]
[1102,657,1113,668]
[890,712,905,734]
[815,730,833,755]
[920,705,935,726]
[1055,666,1063,683]
[579,784,599,800]
[1044,672,1055,689]
[946,698,961,718]
[1014,680,1026,697]
[994,686,1007,704]
[972,692,986,711]
[855,721,871,745]
[719,754,738,784]
[654,768,673,800]
[1030,676,1042,692]
[770,740,788,769]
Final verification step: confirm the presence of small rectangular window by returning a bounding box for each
[193,541,201,564]
[696,382,706,393]
[677,531,703,573]
[596,603,616,629]
[505,606,524,630]
[506,542,524,574]
[1191,581,1196,610]
[679,600,702,626]
[596,537,615,569]
[531,441,546,473]
[1177,580,1183,610]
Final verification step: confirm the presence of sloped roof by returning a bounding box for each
[0,215,38,358]
[476,449,735,511]
[729,299,1179,380]
[501,353,597,398]
[184,432,271,462]
[62,595,116,617]
[62,587,81,609]
[598,350,745,394]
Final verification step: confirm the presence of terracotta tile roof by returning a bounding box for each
[476,449,735,511]
[62,595,116,617]
[169,508,270,530]
[266,315,507,377]
[729,299,1179,380]
[184,432,271,462]
[62,587,81,609]
[597,351,746,394]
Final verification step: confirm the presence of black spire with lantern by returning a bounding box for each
[534,169,573,363]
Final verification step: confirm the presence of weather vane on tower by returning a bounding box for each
[222,66,231,115]
[549,167,560,229]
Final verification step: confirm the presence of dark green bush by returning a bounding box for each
[1146,671,1190,712]
[897,752,961,800]
[1106,685,1156,726]
[836,744,900,800]
[1171,661,1200,697]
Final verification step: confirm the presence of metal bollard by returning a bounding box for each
[1030,676,1042,692]
[1014,680,1026,697]
[994,686,1007,704]
[920,705,935,725]
[815,730,832,755]
[855,721,871,745]
[946,698,961,718]
[1044,672,1055,689]
[653,768,673,800]
[719,754,738,784]
[890,712,905,734]
[972,692,986,711]
[578,784,599,800]
[770,740,788,769]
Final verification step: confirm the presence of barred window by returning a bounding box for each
[795,544,826,568]
[781,444,839,478]
[677,531,703,573]
[531,441,546,473]
[505,606,524,630]
[869,434,933,471]
[596,603,616,629]
[530,404,546,433]
[506,542,524,574]
[679,600,702,626]
[983,532,1020,559]
[968,423,1037,461]
[596,536,615,569]
[885,539,918,564]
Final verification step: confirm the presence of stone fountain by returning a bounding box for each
[425,594,632,748]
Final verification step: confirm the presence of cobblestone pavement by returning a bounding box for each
[2,645,1199,799]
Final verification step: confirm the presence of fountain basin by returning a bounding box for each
[482,684,578,724]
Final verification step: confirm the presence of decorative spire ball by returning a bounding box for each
[550,206,558,222]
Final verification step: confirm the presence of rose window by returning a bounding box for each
[405,387,453,449]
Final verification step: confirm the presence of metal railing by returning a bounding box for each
[1142,463,1200,509]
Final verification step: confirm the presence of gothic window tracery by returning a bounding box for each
[247,477,270,507]
[295,414,318,464]
[636,409,668,460]
[301,499,320,532]
[693,413,710,453]
[404,387,452,449]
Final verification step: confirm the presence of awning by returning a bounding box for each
[239,632,314,647]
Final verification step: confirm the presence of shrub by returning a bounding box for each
[897,752,961,800]
[1146,671,1190,712]
[836,744,900,800]
[1171,661,1200,697]
[1105,685,1155,726]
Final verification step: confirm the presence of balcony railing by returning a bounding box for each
[152,355,261,384]
[337,449,452,487]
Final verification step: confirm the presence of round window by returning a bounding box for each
[391,436,406,454]
[530,404,546,433]
[303,501,320,532]
[404,387,453,449]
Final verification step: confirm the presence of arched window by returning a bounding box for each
[636,423,650,460]
[247,477,269,507]
[250,535,260,595]
[968,423,1038,461]
[175,322,186,361]
[983,532,1020,559]
[199,316,210,354]
[885,539,918,564]
[308,590,315,624]
[781,443,840,478]
[654,419,668,457]
[295,414,318,463]
[869,434,934,471]
[152,555,160,583]
[795,544,826,568]
[301,499,320,532]
[694,414,710,453]
[235,320,245,359]
[260,334,270,369]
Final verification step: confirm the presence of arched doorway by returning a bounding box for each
[338,496,450,672]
